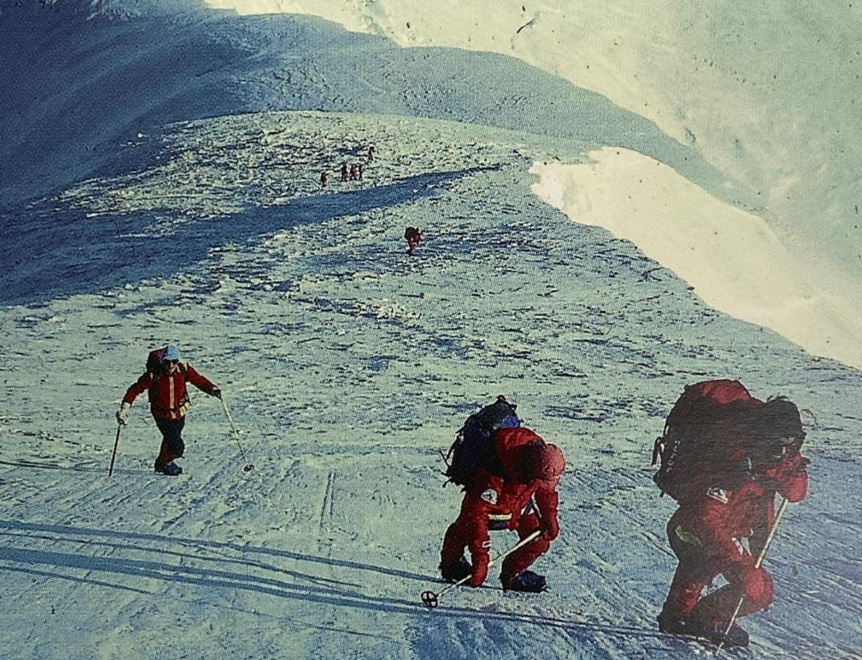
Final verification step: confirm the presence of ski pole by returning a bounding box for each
[108,424,122,477]
[219,395,254,472]
[716,497,790,655]
[421,530,541,608]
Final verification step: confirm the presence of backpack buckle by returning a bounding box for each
[652,436,665,465]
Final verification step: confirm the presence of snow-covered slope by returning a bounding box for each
[200,0,862,369]
[4,0,861,368]
[3,107,861,660]
[208,0,862,291]
[531,151,862,370]
[0,1,724,208]
[1,3,861,660]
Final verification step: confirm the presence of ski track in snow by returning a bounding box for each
[1,109,861,659]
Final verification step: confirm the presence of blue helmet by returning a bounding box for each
[161,345,181,362]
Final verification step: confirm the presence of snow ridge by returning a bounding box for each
[1,106,861,660]
[1,3,861,660]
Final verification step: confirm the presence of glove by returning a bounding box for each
[211,387,222,399]
[793,455,811,475]
[540,516,560,542]
[724,552,754,580]
[469,556,489,588]
[116,402,131,426]
[762,451,808,484]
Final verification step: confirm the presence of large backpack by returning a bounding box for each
[443,396,521,489]
[652,380,756,501]
[146,347,166,376]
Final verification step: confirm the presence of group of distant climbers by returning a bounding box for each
[115,346,808,649]
[320,145,375,189]
[317,145,425,256]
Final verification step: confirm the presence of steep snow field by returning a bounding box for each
[206,0,862,292]
[1,2,861,660]
[202,0,862,370]
[531,152,862,370]
[3,108,862,660]
[4,1,861,368]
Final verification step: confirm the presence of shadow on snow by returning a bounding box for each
[0,519,680,650]
[0,167,486,306]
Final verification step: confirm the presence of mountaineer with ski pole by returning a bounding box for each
[423,530,542,607]
[115,345,221,476]
[652,381,810,648]
[437,397,566,593]
[715,497,790,655]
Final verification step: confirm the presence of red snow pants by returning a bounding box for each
[441,510,551,582]
[663,525,774,625]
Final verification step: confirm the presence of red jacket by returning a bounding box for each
[456,428,561,572]
[123,363,216,420]
[668,451,808,565]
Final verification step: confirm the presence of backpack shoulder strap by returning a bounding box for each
[445,426,465,464]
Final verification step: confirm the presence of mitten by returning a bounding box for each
[541,516,560,541]
[116,402,131,426]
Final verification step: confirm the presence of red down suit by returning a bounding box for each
[122,364,216,420]
[663,450,808,625]
[440,427,562,587]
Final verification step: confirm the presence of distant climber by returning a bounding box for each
[340,162,349,182]
[320,171,330,188]
[404,227,423,255]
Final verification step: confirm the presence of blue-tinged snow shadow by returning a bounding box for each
[2,3,735,214]
[0,519,429,585]
[0,168,483,306]
[0,459,108,474]
[0,542,690,653]
[0,520,685,652]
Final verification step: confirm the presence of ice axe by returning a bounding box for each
[421,530,541,608]
[219,395,253,472]
[715,497,790,655]
[108,424,122,477]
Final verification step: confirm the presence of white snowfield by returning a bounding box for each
[531,152,862,370]
[0,2,861,660]
[204,0,862,370]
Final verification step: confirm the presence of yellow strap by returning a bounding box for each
[674,525,703,546]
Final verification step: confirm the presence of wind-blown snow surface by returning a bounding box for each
[530,152,862,370]
[2,109,862,659]
[201,0,862,370]
[0,113,862,658]
[1,3,862,660]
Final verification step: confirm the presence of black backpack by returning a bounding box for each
[443,396,521,489]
